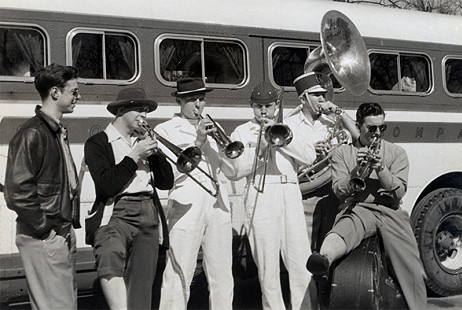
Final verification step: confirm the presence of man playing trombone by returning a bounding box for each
[84,87,174,310]
[155,78,235,310]
[306,102,427,310]
[227,82,317,310]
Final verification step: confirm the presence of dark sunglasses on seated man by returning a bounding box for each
[367,124,388,133]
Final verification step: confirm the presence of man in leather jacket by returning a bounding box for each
[5,64,81,309]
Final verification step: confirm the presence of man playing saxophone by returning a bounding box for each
[227,82,317,310]
[306,102,427,310]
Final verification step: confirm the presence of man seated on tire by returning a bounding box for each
[306,102,427,310]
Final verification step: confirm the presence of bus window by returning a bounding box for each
[443,57,462,96]
[369,51,431,94]
[0,25,46,80]
[156,35,247,87]
[269,43,342,90]
[270,45,310,87]
[68,29,138,83]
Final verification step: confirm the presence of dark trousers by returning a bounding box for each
[93,196,160,310]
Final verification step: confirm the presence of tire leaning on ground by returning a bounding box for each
[410,188,462,296]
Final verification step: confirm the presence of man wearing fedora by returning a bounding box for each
[226,81,317,310]
[84,87,174,310]
[287,71,359,254]
[155,78,235,310]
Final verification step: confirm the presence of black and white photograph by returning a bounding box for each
[0,0,461,309]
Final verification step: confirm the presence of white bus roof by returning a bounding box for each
[1,0,462,45]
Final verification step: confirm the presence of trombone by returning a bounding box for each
[198,114,245,159]
[251,89,293,193]
[138,119,219,197]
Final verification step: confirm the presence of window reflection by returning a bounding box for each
[70,30,137,81]
[0,26,46,77]
[158,37,246,85]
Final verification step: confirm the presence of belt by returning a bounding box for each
[248,174,298,184]
[115,192,154,203]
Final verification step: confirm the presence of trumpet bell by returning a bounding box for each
[225,141,245,159]
[265,124,293,147]
[177,146,202,173]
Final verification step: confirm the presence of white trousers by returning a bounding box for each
[245,181,317,310]
[159,181,233,310]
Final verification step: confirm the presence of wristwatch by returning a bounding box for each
[335,107,345,116]
[376,164,385,172]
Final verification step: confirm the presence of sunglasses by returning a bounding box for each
[367,124,388,133]
[61,88,80,97]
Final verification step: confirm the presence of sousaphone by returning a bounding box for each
[298,10,371,195]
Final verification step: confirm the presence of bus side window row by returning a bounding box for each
[1,24,461,96]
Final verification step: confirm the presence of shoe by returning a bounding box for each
[306,252,329,276]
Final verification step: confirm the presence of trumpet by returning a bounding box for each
[349,135,382,192]
[251,90,293,193]
[198,114,245,159]
[138,119,220,197]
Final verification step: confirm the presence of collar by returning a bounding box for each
[35,105,60,133]
[105,123,137,145]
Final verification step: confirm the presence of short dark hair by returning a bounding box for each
[34,64,79,100]
[356,102,385,125]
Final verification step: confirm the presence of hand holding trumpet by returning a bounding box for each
[130,136,158,163]
[356,146,382,169]
[195,114,216,147]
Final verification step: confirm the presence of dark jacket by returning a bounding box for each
[84,131,173,245]
[5,105,80,239]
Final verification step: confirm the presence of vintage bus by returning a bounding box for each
[0,0,461,305]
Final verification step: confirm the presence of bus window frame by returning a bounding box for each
[154,33,249,89]
[267,41,346,93]
[368,49,434,96]
[442,55,462,98]
[0,22,49,83]
[66,27,141,85]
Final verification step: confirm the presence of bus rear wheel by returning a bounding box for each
[411,188,462,297]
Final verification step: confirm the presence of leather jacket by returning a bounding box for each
[5,105,80,239]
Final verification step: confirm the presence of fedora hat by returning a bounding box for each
[293,72,327,97]
[107,88,157,115]
[171,78,212,97]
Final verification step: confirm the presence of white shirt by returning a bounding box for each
[284,110,351,146]
[105,123,153,195]
[154,114,234,188]
[227,118,316,182]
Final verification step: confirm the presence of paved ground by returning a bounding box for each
[4,273,462,310]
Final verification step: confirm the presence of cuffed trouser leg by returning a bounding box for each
[379,209,427,310]
[328,206,427,310]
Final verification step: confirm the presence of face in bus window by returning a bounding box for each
[251,101,278,123]
[178,94,206,120]
[357,114,386,146]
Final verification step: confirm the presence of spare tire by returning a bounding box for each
[410,188,462,296]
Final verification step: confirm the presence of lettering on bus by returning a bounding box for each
[384,122,462,143]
